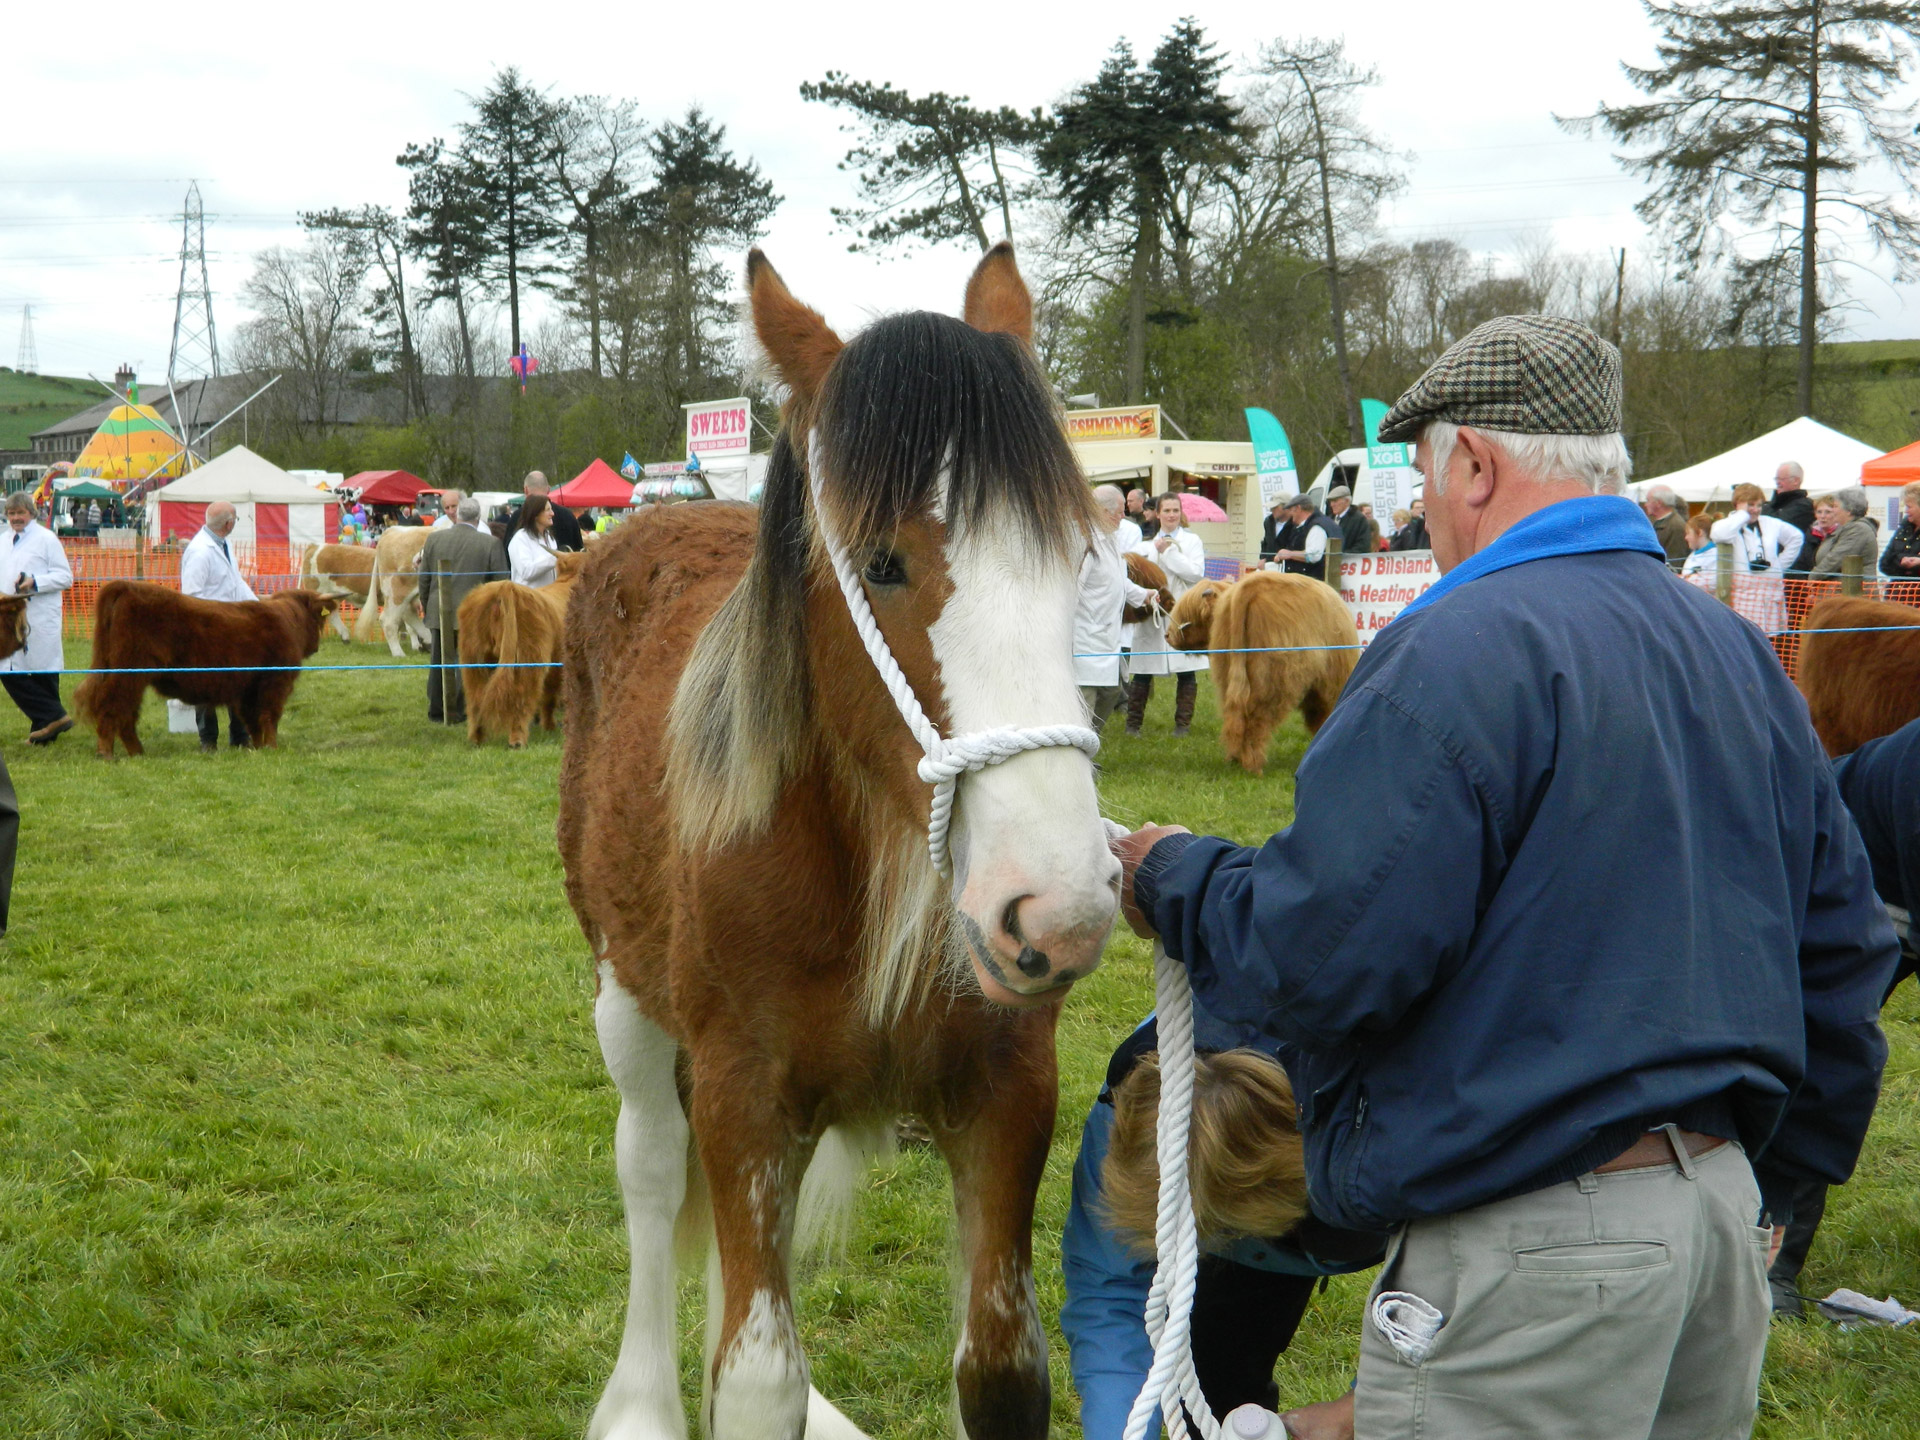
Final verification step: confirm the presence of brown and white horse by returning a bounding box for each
[558,243,1119,1440]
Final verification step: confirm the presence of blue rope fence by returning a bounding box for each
[45,623,1920,677]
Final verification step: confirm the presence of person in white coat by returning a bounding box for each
[181,500,259,750]
[1077,486,1159,731]
[0,490,76,744]
[1125,493,1208,737]
[508,494,560,589]
[1709,482,1801,635]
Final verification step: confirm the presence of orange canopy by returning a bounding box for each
[1862,439,1920,485]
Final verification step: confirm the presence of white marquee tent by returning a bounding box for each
[1636,417,1881,507]
[147,445,340,547]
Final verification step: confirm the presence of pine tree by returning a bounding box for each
[397,140,489,382]
[1578,0,1920,416]
[799,74,1048,252]
[1041,20,1245,404]
[458,67,565,372]
[631,108,780,402]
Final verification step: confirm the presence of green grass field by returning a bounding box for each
[1,644,1915,1438]
[0,372,101,453]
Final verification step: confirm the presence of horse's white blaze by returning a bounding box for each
[709,1288,808,1440]
[588,963,691,1440]
[931,518,1119,989]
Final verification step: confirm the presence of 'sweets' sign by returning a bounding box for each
[684,398,753,460]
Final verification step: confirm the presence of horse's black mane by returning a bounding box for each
[802,310,1094,556]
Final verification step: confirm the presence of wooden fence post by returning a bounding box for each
[1840,554,1863,598]
[1715,542,1734,606]
[1326,533,1344,593]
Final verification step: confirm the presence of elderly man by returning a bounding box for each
[1269,493,1336,582]
[0,491,75,744]
[1766,461,1816,573]
[1642,482,1689,562]
[1075,485,1158,732]
[1111,315,1896,1439]
[417,496,509,726]
[515,471,584,552]
[1326,484,1377,559]
[181,499,258,751]
[429,489,465,531]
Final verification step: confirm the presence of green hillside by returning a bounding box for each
[0,370,103,452]
[1825,339,1920,451]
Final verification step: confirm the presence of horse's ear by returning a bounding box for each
[747,249,842,402]
[962,240,1032,344]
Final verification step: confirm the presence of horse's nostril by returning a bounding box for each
[1002,897,1027,945]
[1016,946,1051,979]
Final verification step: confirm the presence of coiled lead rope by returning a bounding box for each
[806,438,1100,874]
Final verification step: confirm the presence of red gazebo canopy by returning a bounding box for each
[552,458,637,508]
[349,469,431,504]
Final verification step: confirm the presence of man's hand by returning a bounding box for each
[1902,556,1920,571]
[1768,1225,1785,1270]
[14,575,33,595]
[1110,822,1191,938]
[1282,1390,1354,1440]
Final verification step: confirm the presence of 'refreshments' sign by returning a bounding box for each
[1338,550,1441,644]
[1063,405,1161,442]
[684,398,752,459]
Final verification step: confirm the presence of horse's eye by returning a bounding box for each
[862,551,908,587]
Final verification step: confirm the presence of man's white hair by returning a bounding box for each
[1091,483,1126,518]
[1424,420,1633,497]
[1645,483,1679,512]
[1780,461,1805,481]
[457,496,482,523]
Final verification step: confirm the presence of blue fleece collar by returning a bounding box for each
[1399,495,1665,621]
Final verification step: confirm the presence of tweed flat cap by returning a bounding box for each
[1378,314,1623,445]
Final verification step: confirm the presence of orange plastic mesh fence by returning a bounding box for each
[59,541,361,642]
[1681,570,1920,678]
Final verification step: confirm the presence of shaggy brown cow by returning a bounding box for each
[73,582,339,758]
[456,553,586,748]
[299,542,376,641]
[0,596,28,660]
[1123,551,1174,624]
[1797,595,1920,756]
[1167,570,1359,774]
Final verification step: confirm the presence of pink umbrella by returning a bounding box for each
[1175,493,1228,523]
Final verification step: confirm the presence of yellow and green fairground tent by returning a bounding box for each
[72,402,190,483]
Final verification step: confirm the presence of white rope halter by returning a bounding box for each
[1122,937,1223,1440]
[807,439,1101,875]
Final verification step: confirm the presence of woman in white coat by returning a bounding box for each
[0,491,74,744]
[1126,492,1208,736]
[1710,482,1801,634]
[507,494,560,589]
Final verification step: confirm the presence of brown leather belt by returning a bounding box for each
[1594,1126,1726,1174]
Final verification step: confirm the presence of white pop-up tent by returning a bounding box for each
[1636,416,1882,507]
[148,445,340,547]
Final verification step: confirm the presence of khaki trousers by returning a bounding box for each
[1080,683,1125,731]
[1356,1139,1771,1440]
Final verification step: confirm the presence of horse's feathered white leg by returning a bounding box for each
[589,961,690,1440]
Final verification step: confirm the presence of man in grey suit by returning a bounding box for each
[417,496,509,725]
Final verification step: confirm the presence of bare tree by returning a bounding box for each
[1247,38,1404,445]
[549,95,648,377]
[236,233,370,440]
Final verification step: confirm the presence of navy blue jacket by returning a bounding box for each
[1136,496,1898,1230]
[1834,716,1920,969]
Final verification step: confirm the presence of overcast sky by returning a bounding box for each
[7,0,1918,386]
